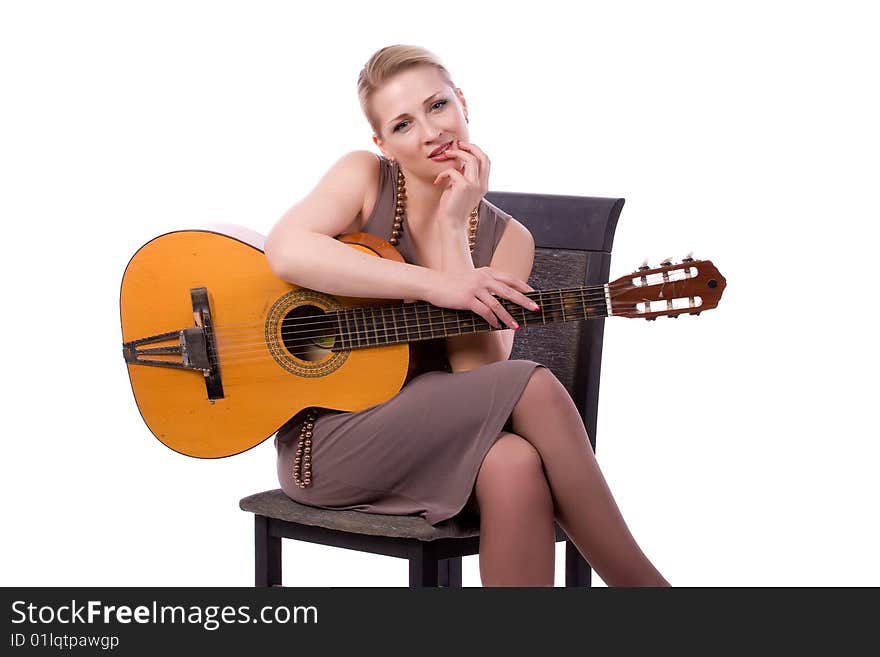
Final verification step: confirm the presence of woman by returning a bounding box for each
[264,44,670,587]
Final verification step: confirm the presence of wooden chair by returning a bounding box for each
[239,192,624,587]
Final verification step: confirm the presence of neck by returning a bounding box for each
[399,166,443,230]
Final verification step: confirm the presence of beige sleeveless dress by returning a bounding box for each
[275,154,546,525]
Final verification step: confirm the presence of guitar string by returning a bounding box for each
[130,281,704,364]
[207,282,645,337]
[211,288,612,340]
[138,296,616,367]
[171,302,669,369]
[209,280,693,347]
[202,285,600,333]
[179,276,666,333]
[207,273,697,336]
[198,294,612,354]
[143,298,625,366]
[136,292,700,366]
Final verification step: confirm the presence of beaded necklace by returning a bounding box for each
[389,162,480,253]
[292,159,480,489]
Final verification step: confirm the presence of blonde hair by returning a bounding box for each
[357,44,456,138]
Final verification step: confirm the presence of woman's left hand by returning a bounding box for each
[433,140,490,229]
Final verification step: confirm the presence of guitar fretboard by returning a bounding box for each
[332,287,609,350]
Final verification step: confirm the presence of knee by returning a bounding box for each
[476,432,547,495]
[518,366,570,410]
[529,365,562,390]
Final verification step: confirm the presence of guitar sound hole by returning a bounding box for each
[281,305,336,362]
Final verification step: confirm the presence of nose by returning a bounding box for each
[420,117,445,143]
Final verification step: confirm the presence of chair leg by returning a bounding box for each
[564,539,592,587]
[439,557,463,588]
[408,544,440,587]
[255,515,282,587]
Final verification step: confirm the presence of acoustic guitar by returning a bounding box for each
[120,226,726,458]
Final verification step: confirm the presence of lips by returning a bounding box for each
[428,141,454,158]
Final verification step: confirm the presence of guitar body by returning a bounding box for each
[120,229,412,459]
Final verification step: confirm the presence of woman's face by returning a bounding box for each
[371,65,469,178]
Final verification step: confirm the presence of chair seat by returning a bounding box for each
[240,489,480,541]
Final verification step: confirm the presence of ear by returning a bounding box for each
[456,87,469,119]
[372,134,389,158]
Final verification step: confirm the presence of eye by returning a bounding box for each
[393,99,448,132]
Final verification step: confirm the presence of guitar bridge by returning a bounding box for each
[122,287,225,400]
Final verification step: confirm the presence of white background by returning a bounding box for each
[2,0,877,587]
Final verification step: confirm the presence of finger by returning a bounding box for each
[441,146,474,169]
[492,269,537,294]
[458,140,488,162]
[479,291,518,330]
[488,273,539,311]
[457,141,490,188]
[433,170,453,186]
[495,281,540,312]
[443,146,479,183]
[437,168,466,186]
[470,299,502,330]
[517,291,540,311]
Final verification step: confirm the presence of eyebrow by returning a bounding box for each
[386,92,444,126]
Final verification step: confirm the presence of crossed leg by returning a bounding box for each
[471,365,670,587]
[471,432,556,587]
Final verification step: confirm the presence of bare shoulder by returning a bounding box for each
[329,149,381,235]
[267,150,380,246]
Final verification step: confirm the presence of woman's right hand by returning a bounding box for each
[423,267,540,330]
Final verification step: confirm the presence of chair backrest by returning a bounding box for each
[484,192,623,450]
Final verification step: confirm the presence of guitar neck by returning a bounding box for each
[332,283,610,350]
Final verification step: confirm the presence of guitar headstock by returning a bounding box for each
[609,255,726,320]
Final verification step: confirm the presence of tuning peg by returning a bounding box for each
[660,257,672,267]
[682,251,695,263]
[638,258,651,271]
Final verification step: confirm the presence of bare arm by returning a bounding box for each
[264,150,436,301]
[267,231,435,300]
